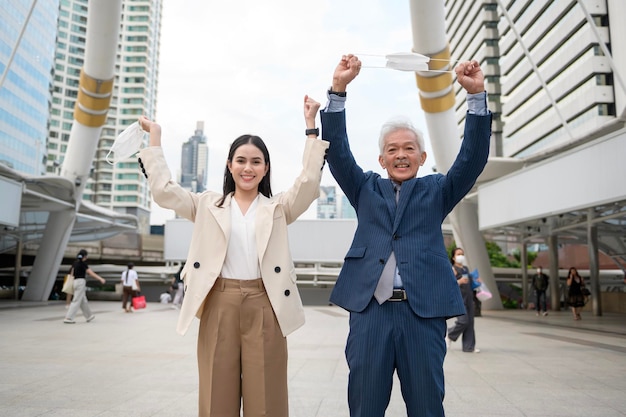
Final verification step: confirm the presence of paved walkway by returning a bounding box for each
[0,300,625,416]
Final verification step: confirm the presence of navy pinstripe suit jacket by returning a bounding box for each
[321,110,492,318]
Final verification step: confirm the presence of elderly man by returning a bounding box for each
[321,54,492,417]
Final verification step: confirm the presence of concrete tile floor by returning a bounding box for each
[0,301,625,416]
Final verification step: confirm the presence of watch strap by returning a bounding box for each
[305,128,319,136]
[328,89,347,97]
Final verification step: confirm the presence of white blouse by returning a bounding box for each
[220,196,262,280]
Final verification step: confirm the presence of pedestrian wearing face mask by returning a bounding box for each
[446,247,480,353]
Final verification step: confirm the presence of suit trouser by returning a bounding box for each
[346,298,447,417]
[65,278,92,320]
[197,277,288,417]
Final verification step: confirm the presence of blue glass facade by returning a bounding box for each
[0,0,58,175]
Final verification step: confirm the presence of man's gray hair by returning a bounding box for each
[378,117,425,155]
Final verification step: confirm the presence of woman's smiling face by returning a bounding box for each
[227,143,268,194]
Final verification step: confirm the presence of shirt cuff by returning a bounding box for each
[467,91,488,116]
[323,91,346,113]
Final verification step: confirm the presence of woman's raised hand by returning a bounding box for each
[138,116,162,146]
[304,95,320,125]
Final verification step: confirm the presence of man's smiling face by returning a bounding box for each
[378,128,427,183]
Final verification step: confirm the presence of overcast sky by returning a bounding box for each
[149,0,437,224]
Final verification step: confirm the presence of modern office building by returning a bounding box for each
[317,186,357,219]
[339,195,357,219]
[0,0,59,176]
[317,186,337,219]
[443,1,626,269]
[180,121,208,192]
[47,0,162,234]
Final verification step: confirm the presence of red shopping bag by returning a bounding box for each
[132,295,146,309]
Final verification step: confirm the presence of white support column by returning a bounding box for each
[587,208,602,316]
[13,238,23,300]
[22,0,123,301]
[521,242,528,309]
[408,0,501,308]
[548,235,560,311]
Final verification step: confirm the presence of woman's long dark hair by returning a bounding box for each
[568,267,581,279]
[216,134,272,207]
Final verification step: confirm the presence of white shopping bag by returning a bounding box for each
[476,283,493,302]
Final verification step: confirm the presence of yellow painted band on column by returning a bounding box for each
[77,88,112,111]
[415,72,453,93]
[74,107,108,127]
[79,69,114,95]
[419,90,456,113]
[427,46,452,71]
[74,68,113,126]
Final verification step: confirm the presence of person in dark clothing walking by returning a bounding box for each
[531,266,549,316]
[64,249,106,323]
[567,267,587,320]
[446,248,480,353]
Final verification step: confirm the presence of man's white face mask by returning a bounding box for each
[106,122,146,165]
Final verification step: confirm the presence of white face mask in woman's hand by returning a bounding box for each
[106,121,146,165]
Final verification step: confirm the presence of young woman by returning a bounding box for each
[446,247,480,353]
[63,249,106,324]
[567,266,586,320]
[137,95,328,417]
[120,262,140,312]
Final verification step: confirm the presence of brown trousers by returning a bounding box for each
[198,278,288,417]
[122,286,136,310]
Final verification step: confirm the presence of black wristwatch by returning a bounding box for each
[328,88,347,97]
[305,128,319,137]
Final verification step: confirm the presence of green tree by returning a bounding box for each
[511,248,538,268]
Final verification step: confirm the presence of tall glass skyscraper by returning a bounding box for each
[47,0,162,233]
[180,121,208,193]
[0,0,59,175]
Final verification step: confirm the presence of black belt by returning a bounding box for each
[388,289,407,301]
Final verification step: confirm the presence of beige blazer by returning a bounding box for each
[138,137,329,336]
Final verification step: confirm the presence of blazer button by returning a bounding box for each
[284,289,290,296]
[379,259,385,264]
[274,266,281,273]
[193,262,200,268]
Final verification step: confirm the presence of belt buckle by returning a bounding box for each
[388,289,407,301]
